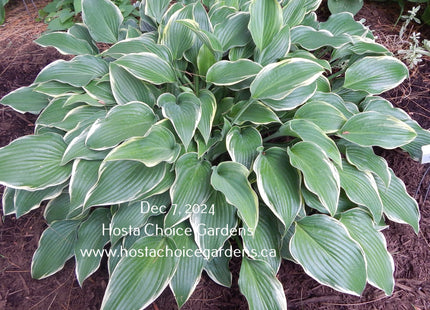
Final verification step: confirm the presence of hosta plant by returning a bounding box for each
[1,0,429,309]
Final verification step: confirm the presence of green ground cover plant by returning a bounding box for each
[1,0,430,309]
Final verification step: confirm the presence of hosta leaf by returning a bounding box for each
[232,100,281,125]
[248,0,283,51]
[114,52,177,85]
[145,0,170,23]
[250,58,324,100]
[204,241,233,287]
[290,214,367,295]
[100,236,179,310]
[211,162,259,230]
[75,208,111,285]
[14,185,64,218]
[103,37,171,61]
[294,101,347,133]
[31,220,80,279]
[86,102,157,150]
[242,206,282,273]
[206,59,262,86]
[261,82,316,111]
[238,257,287,310]
[177,19,222,52]
[0,133,72,190]
[344,142,391,187]
[34,81,83,97]
[164,153,212,228]
[161,6,195,59]
[170,223,205,308]
[109,63,156,106]
[44,193,73,224]
[190,191,237,257]
[214,12,251,51]
[2,187,15,216]
[283,0,306,27]
[0,86,49,114]
[62,128,109,164]
[254,147,302,230]
[288,142,340,215]
[402,119,430,161]
[257,25,291,66]
[226,126,262,169]
[105,123,181,167]
[376,169,420,233]
[327,1,363,15]
[279,119,342,166]
[35,56,108,87]
[320,12,368,37]
[343,56,409,94]
[338,111,417,149]
[84,80,115,105]
[291,26,351,50]
[197,90,217,144]
[338,159,383,221]
[84,161,168,208]
[82,0,123,43]
[35,32,97,55]
[158,93,201,150]
[339,208,394,295]
[69,160,101,211]
[197,44,217,76]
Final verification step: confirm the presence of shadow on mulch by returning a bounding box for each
[0,1,430,309]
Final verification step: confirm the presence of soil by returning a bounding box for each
[0,1,429,310]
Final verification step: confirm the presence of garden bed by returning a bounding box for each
[0,1,429,309]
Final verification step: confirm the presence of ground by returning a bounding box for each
[0,1,429,309]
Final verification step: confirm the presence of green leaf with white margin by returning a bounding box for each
[238,256,287,310]
[242,206,282,273]
[110,192,170,245]
[75,208,111,285]
[204,241,233,287]
[339,208,394,295]
[197,90,217,144]
[2,187,15,216]
[291,214,367,295]
[190,190,237,257]
[0,85,49,114]
[114,52,177,85]
[376,169,420,233]
[31,220,80,279]
[214,12,251,51]
[103,37,171,61]
[226,126,262,170]
[164,153,212,228]
[294,100,347,133]
[254,147,302,231]
[338,159,383,221]
[176,19,222,52]
[290,26,351,50]
[279,119,342,166]
[170,222,205,308]
[343,141,391,187]
[161,5,195,60]
[100,236,179,310]
[248,0,283,51]
[84,161,168,208]
[257,25,291,66]
[288,142,340,215]
[44,193,71,224]
[0,133,72,190]
[158,92,201,150]
[261,82,316,111]
[35,32,97,55]
[34,81,83,97]
[14,184,64,218]
[105,123,181,167]
[343,56,409,94]
[250,58,324,100]
[211,161,259,230]
[109,63,156,106]
[206,59,262,86]
[282,0,306,27]
[69,160,101,212]
[402,119,430,161]
[327,0,363,15]
[145,0,170,23]
[320,12,369,37]
[86,102,157,150]
[35,55,108,87]
[232,100,281,125]
[338,111,417,149]
[62,127,109,165]
[82,0,123,43]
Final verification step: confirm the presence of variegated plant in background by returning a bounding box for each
[1,0,429,309]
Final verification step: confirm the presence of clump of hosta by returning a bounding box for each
[1,0,429,309]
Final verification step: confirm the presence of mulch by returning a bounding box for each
[0,1,429,309]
